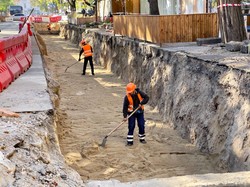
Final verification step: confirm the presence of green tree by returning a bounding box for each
[30,0,67,13]
[30,0,49,12]
[67,0,77,11]
[0,0,14,14]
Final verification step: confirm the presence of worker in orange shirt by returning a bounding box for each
[123,83,149,146]
[78,40,94,75]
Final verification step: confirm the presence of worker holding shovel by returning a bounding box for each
[123,83,149,146]
[78,40,95,75]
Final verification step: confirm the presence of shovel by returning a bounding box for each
[100,106,140,147]
[64,59,82,73]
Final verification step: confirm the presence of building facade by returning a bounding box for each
[110,0,213,15]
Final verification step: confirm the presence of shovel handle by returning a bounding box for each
[106,106,140,137]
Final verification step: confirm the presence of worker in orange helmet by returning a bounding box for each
[79,37,85,47]
[47,23,51,33]
[78,39,95,75]
[123,83,149,146]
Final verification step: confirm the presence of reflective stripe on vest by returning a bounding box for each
[83,44,92,57]
[127,93,144,112]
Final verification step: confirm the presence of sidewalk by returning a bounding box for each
[86,171,250,187]
[0,34,53,113]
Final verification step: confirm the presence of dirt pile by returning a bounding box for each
[0,113,84,186]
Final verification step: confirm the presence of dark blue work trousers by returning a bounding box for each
[127,112,145,142]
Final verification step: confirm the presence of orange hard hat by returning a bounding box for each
[126,83,136,93]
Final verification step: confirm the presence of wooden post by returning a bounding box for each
[217,0,247,42]
[95,0,98,22]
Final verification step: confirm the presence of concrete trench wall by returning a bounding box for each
[61,25,250,172]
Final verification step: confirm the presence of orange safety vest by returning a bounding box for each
[127,93,144,112]
[82,44,92,57]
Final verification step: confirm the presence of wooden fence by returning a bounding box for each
[113,13,218,44]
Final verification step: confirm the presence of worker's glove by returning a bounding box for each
[123,117,127,122]
[78,58,81,61]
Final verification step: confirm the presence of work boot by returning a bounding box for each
[126,142,133,146]
[140,139,147,144]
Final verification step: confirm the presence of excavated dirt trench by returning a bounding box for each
[42,34,223,183]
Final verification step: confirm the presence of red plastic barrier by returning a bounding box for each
[15,44,30,73]
[5,48,22,80]
[0,63,12,92]
[49,16,57,22]
[19,23,23,32]
[56,15,62,22]
[0,23,33,92]
[5,57,22,81]
[24,45,32,65]
[0,39,5,51]
[27,23,32,36]
[50,15,61,22]
[34,17,42,23]
[20,17,26,22]
[3,37,13,50]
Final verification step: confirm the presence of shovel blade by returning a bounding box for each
[100,136,108,147]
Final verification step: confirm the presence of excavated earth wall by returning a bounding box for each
[61,25,250,172]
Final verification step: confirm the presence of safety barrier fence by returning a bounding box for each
[1,15,63,23]
[30,15,62,23]
[0,24,32,92]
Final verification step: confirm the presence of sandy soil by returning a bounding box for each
[42,34,221,183]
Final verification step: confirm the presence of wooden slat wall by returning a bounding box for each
[112,0,123,13]
[126,0,140,13]
[112,0,140,14]
[114,13,218,44]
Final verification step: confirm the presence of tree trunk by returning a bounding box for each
[148,0,160,15]
[67,0,76,11]
[95,0,98,22]
[217,0,247,42]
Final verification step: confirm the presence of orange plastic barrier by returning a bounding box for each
[23,38,32,65]
[5,48,22,81]
[0,63,12,92]
[27,23,32,36]
[50,16,61,22]
[0,25,32,92]
[0,38,12,92]
[14,43,29,73]
[30,15,62,23]
[34,16,42,23]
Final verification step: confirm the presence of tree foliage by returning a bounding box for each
[67,0,77,11]
[0,0,14,13]
[30,0,49,12]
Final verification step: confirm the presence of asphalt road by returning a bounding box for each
[0,21,20,38]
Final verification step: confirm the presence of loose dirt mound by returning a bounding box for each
[43,34,221,182]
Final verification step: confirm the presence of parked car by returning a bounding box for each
[12,13,26,21]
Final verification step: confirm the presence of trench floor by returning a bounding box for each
[43,34,222,182]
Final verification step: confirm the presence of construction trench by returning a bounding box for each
[30,24,250,186]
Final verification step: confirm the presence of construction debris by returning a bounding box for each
[0,108,20,118]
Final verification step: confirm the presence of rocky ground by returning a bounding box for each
[0,112,84,186]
